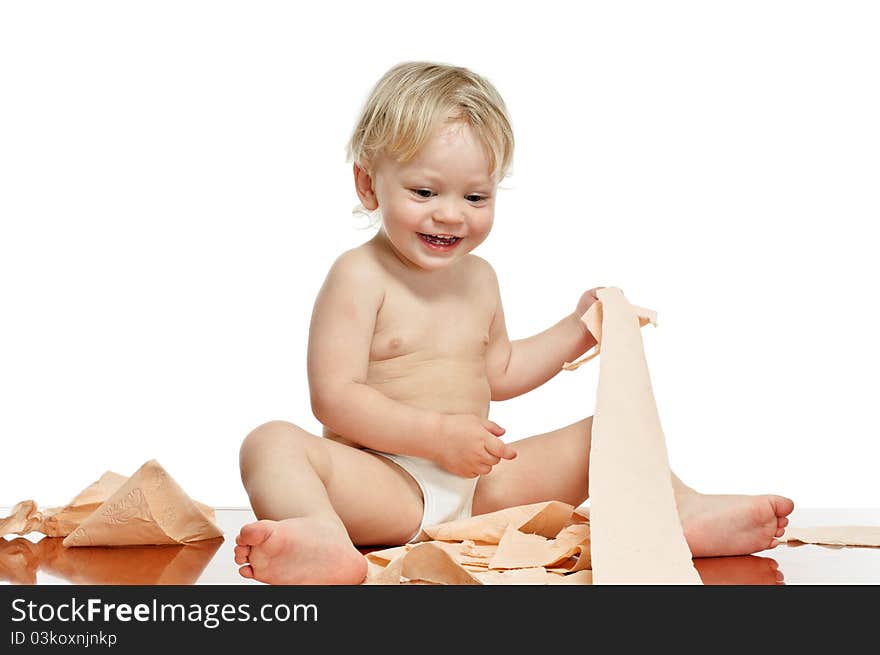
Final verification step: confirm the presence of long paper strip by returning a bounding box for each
[586,287,702,584]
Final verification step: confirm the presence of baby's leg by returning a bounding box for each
[235,420,423,584]
[473,416,794,558]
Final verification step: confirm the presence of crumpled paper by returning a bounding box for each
[0,459,222,547]
[363,500,593,585]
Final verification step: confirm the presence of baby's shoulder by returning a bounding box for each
[462,254,501,290]
[320,245,386,299]
[327,244,384,279]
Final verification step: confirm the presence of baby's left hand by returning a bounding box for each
[575,286,606,318]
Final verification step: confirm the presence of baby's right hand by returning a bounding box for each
[434,414,517,478]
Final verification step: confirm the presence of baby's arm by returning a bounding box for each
[307,250,442,459]
[484,262,597,401]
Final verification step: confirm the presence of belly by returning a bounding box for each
[366,354,491,417]
[322,353,491,447]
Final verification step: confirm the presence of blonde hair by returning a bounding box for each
[346,61,515,182]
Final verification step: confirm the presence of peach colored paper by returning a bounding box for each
[0,472,128,538]
[363,500,592,585]
[413,500,574,543]
[782,526,880,547]
[1,460,222,547]
[583,287,702,584]
[562,302,657,371]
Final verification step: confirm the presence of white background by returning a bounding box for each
[1,1,878,509]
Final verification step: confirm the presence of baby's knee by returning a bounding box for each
[239,420,310,469]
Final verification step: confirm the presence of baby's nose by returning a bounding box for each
[432,200,465,224]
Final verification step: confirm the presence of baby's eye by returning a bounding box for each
[466,194,486,203]
[411,189,434,198]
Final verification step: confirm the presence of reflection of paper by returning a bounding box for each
[586,287,701,584]
[0,537,42,585]
[0,536,222,585]
[0,460,222,547]
[782,526,880,547]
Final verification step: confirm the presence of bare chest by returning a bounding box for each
[369,286,492,362]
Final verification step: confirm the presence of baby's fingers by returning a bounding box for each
[484,436,517,461]
[484,420,506,437]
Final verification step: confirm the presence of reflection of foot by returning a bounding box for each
[694,555,784,585]
[677,491,794,558]
[0,538,42,585]
[234,517,367,585]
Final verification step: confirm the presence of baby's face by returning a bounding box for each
[367,121,497,272]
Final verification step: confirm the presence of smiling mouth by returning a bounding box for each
[418,233,462,247]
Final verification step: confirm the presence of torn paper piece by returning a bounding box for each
[474,567,565,585]
[364,552,408,585]
[548,569,593,585]
[0,501,42,538]
[415,500,575,543]
[587,287,701,584]
[488,523,590,570]
[364,545,412,566]
[571,506,590,523]
[0,471,128,539]
[1,463,220,547]
[62,459,223,547]
[400,543,483,585]
[362,508,591,585]
[782,526,880,547]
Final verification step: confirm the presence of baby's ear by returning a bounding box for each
[353,162,379,210]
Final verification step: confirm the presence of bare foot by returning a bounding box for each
[676,491,794,558]
[234,516,368,585]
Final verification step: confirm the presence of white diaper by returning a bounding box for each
[366,450,478,543]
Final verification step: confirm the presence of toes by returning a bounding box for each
[777,516,789,529]
[234,545,251,565]
[237,520,275,547]
[769,538,780,549]
[771,495,795,518]
[238,565,255,579]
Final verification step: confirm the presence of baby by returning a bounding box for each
[234,61,794,585]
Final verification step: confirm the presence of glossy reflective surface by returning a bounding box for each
[2,508,879,585]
